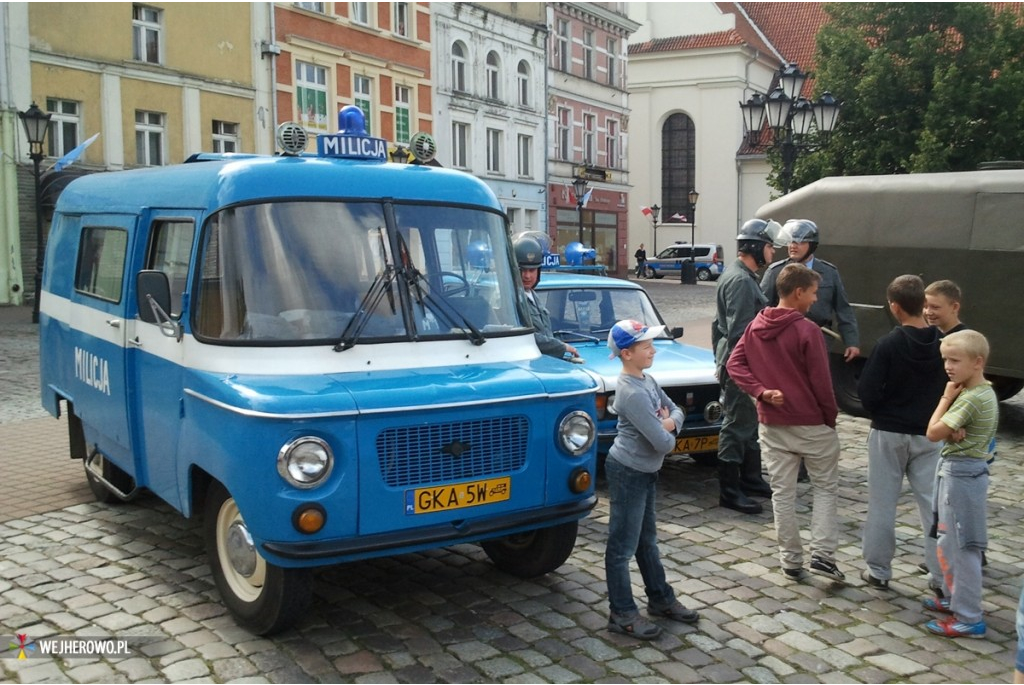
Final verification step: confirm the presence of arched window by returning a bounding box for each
[662,113,696,220]
[486,52,501,100]
[517,60,530,107]
[451,42,467,93]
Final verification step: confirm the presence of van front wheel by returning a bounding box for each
[989,375,1024,402]
[204,483,312,635]
[481,521,578,578]
[831,354,868,418]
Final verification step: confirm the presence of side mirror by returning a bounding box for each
[137,270,182,340]
[669,326,684,340]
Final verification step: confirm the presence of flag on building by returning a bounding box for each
[49,133,100,173]
[640,206,653,217]
[580,189,593,208]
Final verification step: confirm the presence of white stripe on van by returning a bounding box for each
[40,292,552,375]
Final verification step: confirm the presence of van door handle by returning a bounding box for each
[106,319,121,328]
[128,338,142,347]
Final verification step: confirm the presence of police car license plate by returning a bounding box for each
[675,435,718,454]
[406,477,511,515]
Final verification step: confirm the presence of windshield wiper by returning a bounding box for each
[404,267,486,346]
[334,266,398,352]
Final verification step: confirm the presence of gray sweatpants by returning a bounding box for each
[862,429,941,584]
[936,457,989,625]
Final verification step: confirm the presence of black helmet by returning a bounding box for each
[514,234,544,268]
[737,219,782,267]
[780,219,819,256]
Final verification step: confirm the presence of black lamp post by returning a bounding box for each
[680,190,700,284]
[19,102,52,324]
[650,204,660,254]
[740,63,841,194]
[571,176,589,249]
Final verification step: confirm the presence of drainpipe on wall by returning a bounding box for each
[0,3,25,305]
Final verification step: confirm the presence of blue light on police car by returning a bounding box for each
[316,105,388,161]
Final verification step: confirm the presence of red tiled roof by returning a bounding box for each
[629,29,745,55]
[739,2,828,71]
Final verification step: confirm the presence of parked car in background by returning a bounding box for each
[534,272,723,465]
[644,243,725,281]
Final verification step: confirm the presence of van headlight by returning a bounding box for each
[558,411,595,456]
[277,437,333,489]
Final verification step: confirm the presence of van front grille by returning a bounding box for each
[377,416,529,488]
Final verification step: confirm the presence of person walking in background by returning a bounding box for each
[857,275,946,593]
[634,244,648,278]
[604,319,700,640]
[727,264,845,583]
[924,329,998,639]
[711,219,781,514]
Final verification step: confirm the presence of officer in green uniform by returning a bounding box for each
[712,219,781,514]
[514,234,579,360]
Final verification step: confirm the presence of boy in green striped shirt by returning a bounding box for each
[924,329,998,638]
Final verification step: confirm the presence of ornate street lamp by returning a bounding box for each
[650,203,660,254]
[681,190,699,284]
[740,63,841,194]
[19,102,52,324]
[571,176,589,249]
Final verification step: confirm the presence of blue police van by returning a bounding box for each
[39,107,598,634]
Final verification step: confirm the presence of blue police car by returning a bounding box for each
[533,272,722,463]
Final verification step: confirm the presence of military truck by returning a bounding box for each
[756,169,1024,416]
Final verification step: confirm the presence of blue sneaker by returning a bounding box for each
[922,596,952,614]
[924,615,986,639]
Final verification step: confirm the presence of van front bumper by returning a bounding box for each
[262,494,598,561]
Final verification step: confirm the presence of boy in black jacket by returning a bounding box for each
[858,275,948,592]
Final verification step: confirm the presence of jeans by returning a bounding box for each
[759,423,840,569]
[604,457,675,616]
[1016,579,1024,673]
[717,374,758,466]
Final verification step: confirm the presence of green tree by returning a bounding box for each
[781,3,1024,193]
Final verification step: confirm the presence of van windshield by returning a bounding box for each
[192,201,527,345]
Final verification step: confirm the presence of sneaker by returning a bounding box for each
[810,556,846,583]
[917,561,929,574]
[782,567,806,580]
[924,615,986,639]
[861,569,889,589]
[607,612,662,640]
[648,600,699,624]
[922,596,953,614]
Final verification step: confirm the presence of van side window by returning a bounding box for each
[75,227,128,303]
[147,220,195,317]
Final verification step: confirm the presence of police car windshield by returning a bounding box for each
[192,201,526,344]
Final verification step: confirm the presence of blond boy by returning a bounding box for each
[924,280,965,335]
[923,330,997,638]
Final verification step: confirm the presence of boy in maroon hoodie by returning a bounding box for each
[727,264,844,582]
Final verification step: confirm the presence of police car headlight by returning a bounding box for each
[558,411,595,456]
[277,437,333,489]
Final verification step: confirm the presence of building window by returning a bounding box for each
[606,119,619,169]
[486,128,502,173]
[351,2,369,25]
[393,2,410,37]
[557,107,571,161]
[135,110,165,166]
[486,52,501,100]
[213,120,239,153]
[517,61,530,107]
[607,38,618,87]
[555,19,569,72]
[583,113,595,164]
[354,75,373,134]
[296,61,328,133]
[46,98,80,158]
[452,122,469,169]
[451,42,467,93]
[583,30,594,80]
[132,5,162,64]
[295,2,325,12]
[517,134,532,177]
[662,113,697,222]
[394,85,411,144]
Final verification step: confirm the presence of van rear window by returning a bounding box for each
[75,227,128,303]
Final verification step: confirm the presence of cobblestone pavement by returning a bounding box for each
[2,287,1023,683]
